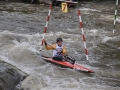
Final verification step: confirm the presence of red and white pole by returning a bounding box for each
[40,3,52,51]
[78,9,89,60]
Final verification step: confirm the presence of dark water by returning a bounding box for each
[0,1,120,90]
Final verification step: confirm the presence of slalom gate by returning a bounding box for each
[113,0,119,33]
[40,3,52,51]
[40,1,89,60]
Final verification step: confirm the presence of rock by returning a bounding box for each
[0,61,27,90]
[0,58,28,90]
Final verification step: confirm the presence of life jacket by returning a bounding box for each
[53,44,63,58]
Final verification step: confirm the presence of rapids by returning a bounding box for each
[0,1,120,90]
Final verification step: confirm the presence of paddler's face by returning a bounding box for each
[57,41,62,46]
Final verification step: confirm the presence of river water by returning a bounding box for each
[0,1,120,90]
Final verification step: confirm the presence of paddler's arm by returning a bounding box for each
[62,46,67,55]
[45,44,56,50]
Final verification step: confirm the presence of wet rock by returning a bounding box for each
[0,61,27,90]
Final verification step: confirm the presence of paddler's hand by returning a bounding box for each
[44,40,47,45]
[57,50,62,54]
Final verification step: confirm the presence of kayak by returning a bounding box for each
[41,55,94,73]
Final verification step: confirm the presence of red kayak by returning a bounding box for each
[41,55,94,73]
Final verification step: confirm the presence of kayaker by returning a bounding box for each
[44,38,75,64]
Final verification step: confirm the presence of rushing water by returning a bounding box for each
[0,1,120,90]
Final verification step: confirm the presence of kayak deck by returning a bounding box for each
[41,56,94,73]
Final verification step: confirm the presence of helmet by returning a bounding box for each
[56,38,63,43]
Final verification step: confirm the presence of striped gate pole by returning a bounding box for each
[113,0,118,33]
[40,3,52,51]
[78,9,89,60]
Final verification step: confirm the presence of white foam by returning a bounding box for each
[102,36,115,42]
[80,8,101,12]
[89,29,98,34]
[0,30,119,90]
[0,54,33,74]
[116,17,120,22]
[101,15,120,23]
